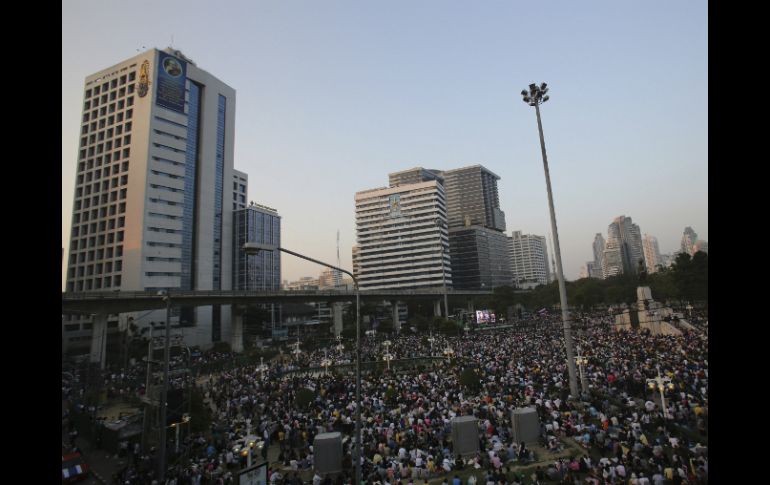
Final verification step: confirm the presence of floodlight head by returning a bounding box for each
[243,242,277,255]
[541,82,547,91]
[542,95,549,102]
[521,90,528,97]
[522,96,530,103]
[529,83,537,91]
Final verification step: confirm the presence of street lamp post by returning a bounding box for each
[242,242,361,484]
[647,366,675,419]
[158,290,172,481]
[383,340,393,370]
[434,218,450,319]
[521,82,579,398]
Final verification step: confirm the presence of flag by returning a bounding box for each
[537,308,548,316]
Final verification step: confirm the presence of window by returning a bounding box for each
[128,71,135,81]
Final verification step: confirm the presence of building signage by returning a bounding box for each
[138,60,150,98]
[388,194,401,218]
[156,51,187,113]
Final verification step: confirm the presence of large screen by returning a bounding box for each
[475,310,496,324]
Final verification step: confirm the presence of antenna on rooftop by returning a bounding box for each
[171,34,174,48]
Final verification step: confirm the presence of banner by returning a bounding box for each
[156,51,187,113]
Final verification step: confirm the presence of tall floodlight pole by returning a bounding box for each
[242,243,361,484]
[158,290,172,480]
[521,83,579,398]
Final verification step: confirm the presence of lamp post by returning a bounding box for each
[575,346,589,397]
[257,356,269,378]
[434,218,450,320]
[521,82,579,398]
[158,290,172,481]
[242,242,361,484]
[383,340,393,370]
[647,366,675,419]
[427,334,436,357]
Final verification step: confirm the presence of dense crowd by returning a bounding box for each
[66,310,708,485]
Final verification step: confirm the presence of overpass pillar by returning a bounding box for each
[231,309,244,353]
[332,302,343,337]
[89,313,108,369]
[434,300,442,317]
[391,301,401,334]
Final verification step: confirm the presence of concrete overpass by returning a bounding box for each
[62,288,493,368]
[61,288,492,315]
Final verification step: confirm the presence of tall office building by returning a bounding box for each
[606,215,645,275]
[233,203,281,291]
[601,237,624,278]
[508,231,551,287]
[64,48,238,350]
[681,227,698,255]
[642,234,662,274]
[355,181,450,290]
[232,170,248,211]
[440,165,511,289]
[592,233,606,279]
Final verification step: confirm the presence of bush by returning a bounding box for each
[459,368,481,392]
[295,388,315,409]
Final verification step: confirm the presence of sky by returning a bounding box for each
[62,0,707,286]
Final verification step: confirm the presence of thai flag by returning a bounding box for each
[537,308,548,316]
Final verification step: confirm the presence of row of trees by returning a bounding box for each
[470,251,708,315]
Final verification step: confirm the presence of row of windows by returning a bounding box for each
[67,275,122,292]
[232,182,247,192]
[77,164,129,185]
[148,212,182,220]
[70,231,125,251]
[148,227,182,234]
[80,144,130,162]
[72,202,127,223]
[153,129,187,142]
[68,260,123,278]
[78,151,131,174]
[150,170,183,180]
[68,245,123,265]
[71,216,125,237]
[82,99,134,124]
[80,134,131,151]
[79,115,133,154]
[146,272,181,277]
[84,71,134,99]
[147,257,182,262]
[82,95,134,123]
[74,176,129,200]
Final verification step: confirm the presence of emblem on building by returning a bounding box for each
[138,60,150,98]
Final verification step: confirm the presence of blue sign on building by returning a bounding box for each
[156,51,187,113]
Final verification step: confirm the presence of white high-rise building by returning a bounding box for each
[642,234,662,273]
[606,215,645,275]
[355,181,450,290]
[508,231,551,287]
[64,48,238,352]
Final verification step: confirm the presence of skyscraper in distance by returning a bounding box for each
[642,234,662,274]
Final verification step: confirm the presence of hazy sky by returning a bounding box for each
[62,0,707,286]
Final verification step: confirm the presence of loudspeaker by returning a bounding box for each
[451,416,479,457]
[510,407,540,443]
[314,432,342,474]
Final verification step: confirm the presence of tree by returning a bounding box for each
[459,368,481,392]
[295,388,315,409]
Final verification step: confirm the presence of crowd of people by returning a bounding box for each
[65,309,707,485]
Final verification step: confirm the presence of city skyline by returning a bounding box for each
[63,1,707,286]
